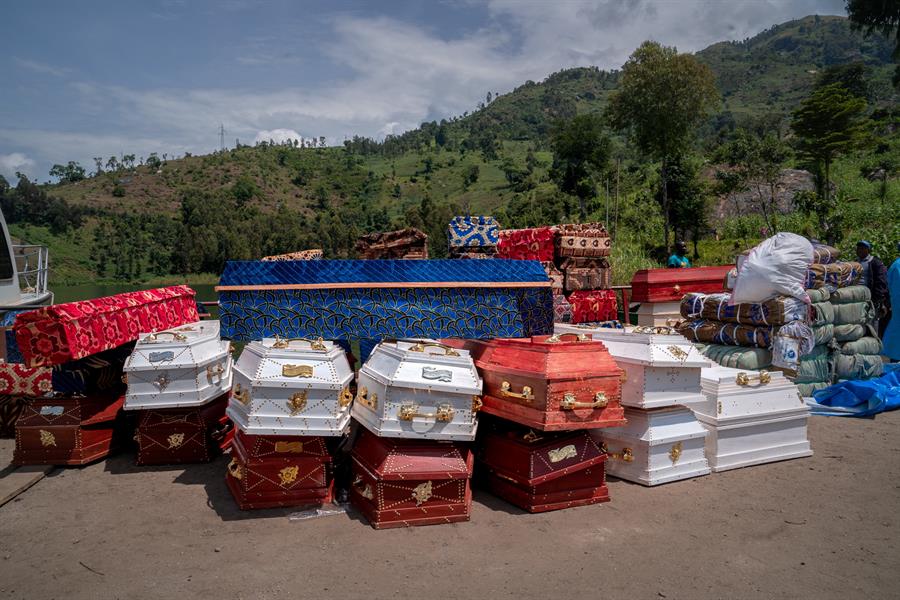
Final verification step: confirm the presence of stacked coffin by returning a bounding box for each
[448,333,624,511]
[448,216,500,258]
[350,340,481,527]
[356,228,428,260]
[556,323,712,485]
[632,266,731,327]
[123,320,234,465]
[9,286,200,465]
[694,366,813,472]
[225,336,353,509]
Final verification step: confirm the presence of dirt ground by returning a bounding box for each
[1,411,899,600]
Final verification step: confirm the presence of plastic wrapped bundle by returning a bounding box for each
[839,337,883,356]
[806,288,831,303]
[832,302,875,326]
[676,319,773,348]
[812,324,834,346]
[833,353,884,380]
[804,262,862,290]
[811,243,840,265]
[829,285,871,305]
[772,321,815,371]
[793,345,831,384]
[810,302,835,326]
[732,233,813,304]
[797,381,830,397]
[833,323,871,342]
[699,345,773,370]
[680,292,808,326]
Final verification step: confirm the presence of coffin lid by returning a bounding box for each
[351,430,471,481]
[630,266,733,287]
[19,394,124,427]
[554,323,708,367]
[235,337,353,390]
[481,428,605,486]
[126,320,229,371]
[700,365,792,390]
[361,339,482,395]
[464,335,621,381]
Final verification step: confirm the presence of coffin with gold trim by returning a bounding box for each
[134,393,231,465]
[13,394,124,466]
[554,323,709,408]
[226,337,353,436]
[350,429,473,529]
[352,340,482,441]
[447,334,625,431]
[478,424,609,513]
[225,430,333,510]
[595,406,710,486]
[124,320,233,410]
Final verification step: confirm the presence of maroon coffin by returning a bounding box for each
[134,393,232,466]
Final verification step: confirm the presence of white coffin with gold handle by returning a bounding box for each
[351,340,482,441]
[594,406,710,486]
[124,320,233,410]
[695,365,812,472]
[555,323,709,408]
[226,337,353,436]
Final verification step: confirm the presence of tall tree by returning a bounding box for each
[846,0,900,86]
[791,83,868,204]
[549,113,610,219]
[607,41,719,249]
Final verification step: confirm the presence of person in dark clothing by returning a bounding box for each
[856,241,889,337]
[667,241,692,268]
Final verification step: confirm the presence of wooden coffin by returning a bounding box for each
[13,394,124,466]
[459,333,625,431]
[124,320,233,410]
[478,426,609,513]
[596,406,710,486]
[227,337,354,436]
[352,340,482,441]
[355,228,428,260]
[695,366,812,472]
[630,266,731,304]
[555,223,611,258]
[497,227,556,262]
[554,324,708,408]
[225,430,333,510]
[134,393,232,465]
[635,301,683,328]
[0,343,132,397]
[350,429,473,529]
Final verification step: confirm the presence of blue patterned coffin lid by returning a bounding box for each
[217,258,547,289]
[447,216,500,247]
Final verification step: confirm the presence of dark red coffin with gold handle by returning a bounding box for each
[225,430,333,510]
[350,429,473,529]
[449,334,625,431]
[13,394,124,466]
[630,266,731,303]
[478,425,609,512]
[135,393,232,466]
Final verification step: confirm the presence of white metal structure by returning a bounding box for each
[0,208,52,309]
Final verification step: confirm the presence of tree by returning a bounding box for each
[846,0,900,86]
[817,62,872,100]
[462,165,479,190]
[791,83,868,204]
[146,153,162,170]
[93,157,104,175]
[657,154,709,258]
[549,113,610,218]
[607,40,719,249]
[48,161,86,183]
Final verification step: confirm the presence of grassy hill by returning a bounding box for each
[7,15,899,286]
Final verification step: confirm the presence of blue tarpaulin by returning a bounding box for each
[807,364,900,417]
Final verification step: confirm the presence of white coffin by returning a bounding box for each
[351,340,482,441]
[555,323,709,408]
[124,320,233,410]
[227,337,353,436]
[636,301,682,327]
[695,365,812,472]
[594,406,710,486]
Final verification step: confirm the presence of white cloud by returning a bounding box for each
[254,128,306,145]
[0,152,36,180]
[14,57,72,77]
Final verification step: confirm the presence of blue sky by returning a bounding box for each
[1,0,845,182]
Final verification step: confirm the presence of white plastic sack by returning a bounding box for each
[772,320,815,371]
[732,233,813,305]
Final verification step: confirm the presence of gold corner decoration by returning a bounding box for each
[227,458,243,480]
[167,433,185,449]
[356,386,377,410]
[471,396,483,413]
[339,387,354,408]
[278,466,300,486]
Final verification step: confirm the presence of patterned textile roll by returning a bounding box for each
[811,243,840,265]
[804,262,862,290]
[676,319,773,348]
[680,292,807,327]
[261,249,323,261]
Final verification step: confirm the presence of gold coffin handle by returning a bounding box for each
[560,391,608,410]
[546,333,588,343]
[500,381,534,402]
[339,387,353,408]
[272,336,327,351]
[206,363,225,380]
[356,386,377,410]
[227,458,243,480]
[398,404,454,422]
[233,383,251,406]
[144,331,187,342]
[408,342,460,357]
[608,447,634,462]
[633,325,675,335]
[735,370,771,386]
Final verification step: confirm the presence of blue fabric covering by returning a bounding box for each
[2,309,28,364]
[884,258,900,360]
[447,216,500,247]
[218,258,542,286]
[807,364,900,417]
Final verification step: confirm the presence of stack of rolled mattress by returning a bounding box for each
[830,285,883,383]
[677,293,808,349]
[793,288,835,397]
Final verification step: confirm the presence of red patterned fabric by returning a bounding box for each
[497,227,557,262]
[14,286,198,367]
[0,364,52,395]
[569,290,617,323]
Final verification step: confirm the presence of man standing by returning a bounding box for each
[883,243,899,361]
[856,240,889,336]
[667,240,692,269]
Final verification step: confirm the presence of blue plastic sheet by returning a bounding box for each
[807,364,900,417]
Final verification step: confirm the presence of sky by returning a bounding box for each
[1,0,846,183]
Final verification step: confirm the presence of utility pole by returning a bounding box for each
[605,178,610,228]
[614,159,620,240]
[219,124,226,152]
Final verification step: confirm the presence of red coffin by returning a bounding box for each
[630,266,731,303]
[13,395,124,466]
[568,289,617,323]
[350,429,473,529]
[450,334,625,431]
[497,227,557,262]
[135,394,232,466]
[13,286,199,367]
[226,430,333,510]
[478,426,609,512]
